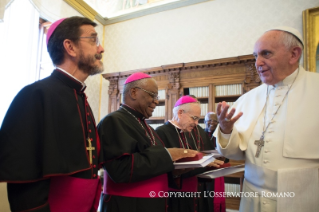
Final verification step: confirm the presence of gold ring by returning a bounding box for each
[184,150,188,154]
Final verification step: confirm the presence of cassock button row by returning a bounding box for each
[93,174,96,178]
[93,155,95,159]
[87,113,90,116]
[88,121,91,124]
[93,165,96,168]
[89,129,92,133]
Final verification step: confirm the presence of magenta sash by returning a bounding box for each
[48,176,101,212]
[104,172,168,198]
[214,177,226,212]
[169,176,198,192]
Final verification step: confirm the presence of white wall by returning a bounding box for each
[103,0,319,74]
[100,0,318,117]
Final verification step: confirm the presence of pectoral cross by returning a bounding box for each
[86,138,95,165]
[254,136,264,158]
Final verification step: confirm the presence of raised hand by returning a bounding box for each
[216,101,243,134]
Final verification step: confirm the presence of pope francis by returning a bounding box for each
[214,26,319,212]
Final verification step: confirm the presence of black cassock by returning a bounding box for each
[0,69,100,212]
[98,105,175,212]
[200,128,229,212]
[156,122,215,212]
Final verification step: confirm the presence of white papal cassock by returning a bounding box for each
[214,67,319,212]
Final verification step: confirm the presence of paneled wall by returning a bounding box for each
[103,0,319,74]
[100,0,318,118]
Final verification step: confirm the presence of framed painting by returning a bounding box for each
[303,6,319,73]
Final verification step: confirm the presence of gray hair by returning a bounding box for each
[204,112,216,121]
[172,102,200,119]
[278,31,303,62]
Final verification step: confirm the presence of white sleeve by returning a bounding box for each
[213,125,245,160]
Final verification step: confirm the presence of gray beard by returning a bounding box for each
[78,53,104,76]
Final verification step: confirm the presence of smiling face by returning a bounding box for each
[253,31,294,85]
[77,25,104,75]
[205,113,218,132]
[134,78,159,118]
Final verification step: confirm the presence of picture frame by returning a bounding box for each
[303,6,319,73]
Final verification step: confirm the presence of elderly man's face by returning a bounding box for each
[178,104,201,133]
[77,25,104,75]
[205,114,218,132]
[253,31,292,85]
[134,79,159,118]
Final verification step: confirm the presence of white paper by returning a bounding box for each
[174,155,215,169]
[197,164,245,179]
[201,150,223,158]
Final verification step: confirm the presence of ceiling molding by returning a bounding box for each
[103,0,212,25]
[64,0,213,25]
[64,0,97,21]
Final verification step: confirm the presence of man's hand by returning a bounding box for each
[167,148,198,162]
[206,159,224,168]
[216,101,243,134]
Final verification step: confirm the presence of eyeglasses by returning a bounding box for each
[135,87,159,101]
[79,36,100,46]
[183,110,200,121]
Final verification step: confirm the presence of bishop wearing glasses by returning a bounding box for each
[97,72,197,212]
[156,96,224,212]
[0,16,104,211]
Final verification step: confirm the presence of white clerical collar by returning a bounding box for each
[273,67,299,88]
[56,67,86,90]
[168,120,184,133]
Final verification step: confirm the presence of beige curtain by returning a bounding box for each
[0,0,39,123]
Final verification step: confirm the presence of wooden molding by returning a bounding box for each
[102,54,260,121]
[244,63,260,93]
[102,55,255,80]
